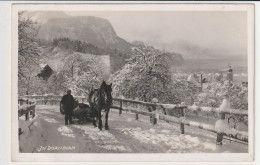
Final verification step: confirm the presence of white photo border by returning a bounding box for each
[11,2,255,162]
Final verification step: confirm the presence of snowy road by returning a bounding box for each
[19,105,248,153]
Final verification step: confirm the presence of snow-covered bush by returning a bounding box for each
[194,80,248,110]
[170,73,199,105]
[110,45,175,103]
[110,45,197,104]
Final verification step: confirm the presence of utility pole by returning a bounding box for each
[200,74,203,92]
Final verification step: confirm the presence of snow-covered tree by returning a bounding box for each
[110,45,177,103]
[62,54,105,96]
[62,54,82,78]
[228,83,248,110]
[18,12,41,95]
[170,73,200,104]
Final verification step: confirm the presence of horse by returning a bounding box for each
[89,81,112,130]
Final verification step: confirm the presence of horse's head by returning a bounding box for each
[100,81,112,104]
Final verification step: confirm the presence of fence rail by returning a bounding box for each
[23,95,247,116]
[21,95,248,144]
[112,97,248,144]
[113,98,248,116]
[18,98,36,121]
[111,105,248,143]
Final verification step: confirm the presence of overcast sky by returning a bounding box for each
[68,11,247,58]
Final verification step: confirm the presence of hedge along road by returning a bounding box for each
[18,105,248,153]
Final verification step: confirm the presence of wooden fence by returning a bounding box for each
[113,98,248,144]
[23,95,88,105]
[18,98,36,136]
[18,98,36,120]
[21,95,248,145]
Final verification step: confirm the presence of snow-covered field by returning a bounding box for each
[18,105,248,153]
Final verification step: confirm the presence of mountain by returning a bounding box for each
[24,11,71,24]
[32,13,184,72]
[155,40,248,72]
[37,16,131,53]
[132,40,145,46]
[152,40,214,60]
[153,40,247,61]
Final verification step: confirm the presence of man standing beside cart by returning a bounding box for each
[61,90,75,125]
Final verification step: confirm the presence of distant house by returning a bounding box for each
[187,74,208,92]
[219,65,233,83]
[219,65,248,86]
[37,64,54,80]
[226,65,233,82]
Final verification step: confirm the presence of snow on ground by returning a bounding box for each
[215,119,231,133]
[19,113,42,152]
[37,105,58,111]
[57,126,75,138]
[19,105,248,153]
[114,108,248,153]
[38,111,56,115]
[33,121,41,127]
[72,125,131,152]
[43,117,58,123]
[120,127,216,153]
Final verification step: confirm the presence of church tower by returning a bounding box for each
[226,65,233,83]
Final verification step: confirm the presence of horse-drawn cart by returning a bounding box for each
[60,100,93,124]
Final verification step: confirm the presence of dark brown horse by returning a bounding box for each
[89,81,112,130]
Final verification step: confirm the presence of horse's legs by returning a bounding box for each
[105,108,110,130]
[92,117,97,127]
[98,111,102,130]
[91,107,97,127]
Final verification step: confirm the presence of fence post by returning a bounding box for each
[19,128,22,136]
[148,104,157,125]
[25,112,29,121]
[119,100,122,115]
[216,113,225,145]
[216,98,230,145]
[20,99,23,105]
[32,106,35,118]
[151,114,157,125]
[180,107,185,134]
[135,112,139,120]
[162,107,167,115]
[200,74,203,92]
